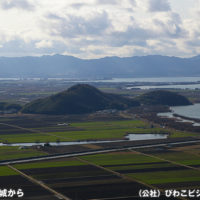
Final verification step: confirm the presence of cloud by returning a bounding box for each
[153,13,186,38]
[96,0,119,5]
[43,11,111,38]
[35,40,53,49]
[0,0,199,58]
[0,0,34,10]
[129,0,136,6]
[148,0,171,12]
[70,3,89,9]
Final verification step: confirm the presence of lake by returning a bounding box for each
[101,77,200,83]
[158,104,200,126]
[126,84,200,90]
[171,104,200,120]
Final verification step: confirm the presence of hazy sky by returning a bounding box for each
[0,0,199,58]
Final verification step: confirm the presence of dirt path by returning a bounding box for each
[76,157,153,189]
[76,156,187,200]
[8,165,71,200]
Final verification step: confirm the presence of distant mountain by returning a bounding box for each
[21,84,140,114]
[137,90,192,106]
[0,54,200,78]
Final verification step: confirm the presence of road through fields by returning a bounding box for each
[1,138,200,165]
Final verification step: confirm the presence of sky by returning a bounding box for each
[0,0,199,58]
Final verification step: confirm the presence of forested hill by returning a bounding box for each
[137,90,192,106]
[21,84,140,114]
[0,54,200,78]
[21,85,192,115]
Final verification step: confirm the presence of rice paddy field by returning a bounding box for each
[81,150,200,195]
[0,146,47,161]
[0,115,169,143]
[0,166,60,200]
[12,157,149,200]
[0,114,192,144]
[1,114,200,199]
[2,146,199,200]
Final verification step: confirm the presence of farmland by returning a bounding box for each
[3,145,200,199]
[0,84,200,199]
[0,115,169,143]
[82,149,200,192]
[12,157,150,200]
[0,166,61,200]
[0,146,47,161]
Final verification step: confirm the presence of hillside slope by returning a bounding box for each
[22,84,140,114]
[137,90,192,106]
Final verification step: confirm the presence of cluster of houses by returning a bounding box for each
[96,109,118,114]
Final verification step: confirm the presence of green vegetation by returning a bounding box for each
[21,84,140,115]
[137,90,192,106]
[81,151,200,187]
[54,127,163,141]
[128,169,200,184]
[152,151,200,165]
[0,120,165,143]
[53,120,164,141]
[73,120,148,130]
[0,166,18,176]
[0,146,47,161]
[82,152,162,166]
[14,159,86,170]
[0,133,64,143]
[169,130,199,138]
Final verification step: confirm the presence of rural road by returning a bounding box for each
[1,139,200,165]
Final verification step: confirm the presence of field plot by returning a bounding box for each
[42,119,167,142]
[41,144,92,154]
[82,150,200,192]
[150,150,200,166]
[173,144,200,157]
[0,166,59,200]
[130,169,200,189]
[13,158,149,200]
[0,146,47,161]
[0,132,67,143]
[0,124,28,135]
[0,116,167,143]
[82,151,165,166]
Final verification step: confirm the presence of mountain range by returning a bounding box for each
[0,54,200,78]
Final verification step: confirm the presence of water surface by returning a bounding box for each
[158,104,200,126]
[171,104,200,120]
[127,84,200,90]
[0,133,168,147]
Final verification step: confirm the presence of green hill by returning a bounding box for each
[137,90,192,106]
[22,84,140,115]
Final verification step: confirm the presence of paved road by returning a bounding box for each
[1,139,200,165]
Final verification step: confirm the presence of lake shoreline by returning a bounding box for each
[173,113,200,123]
